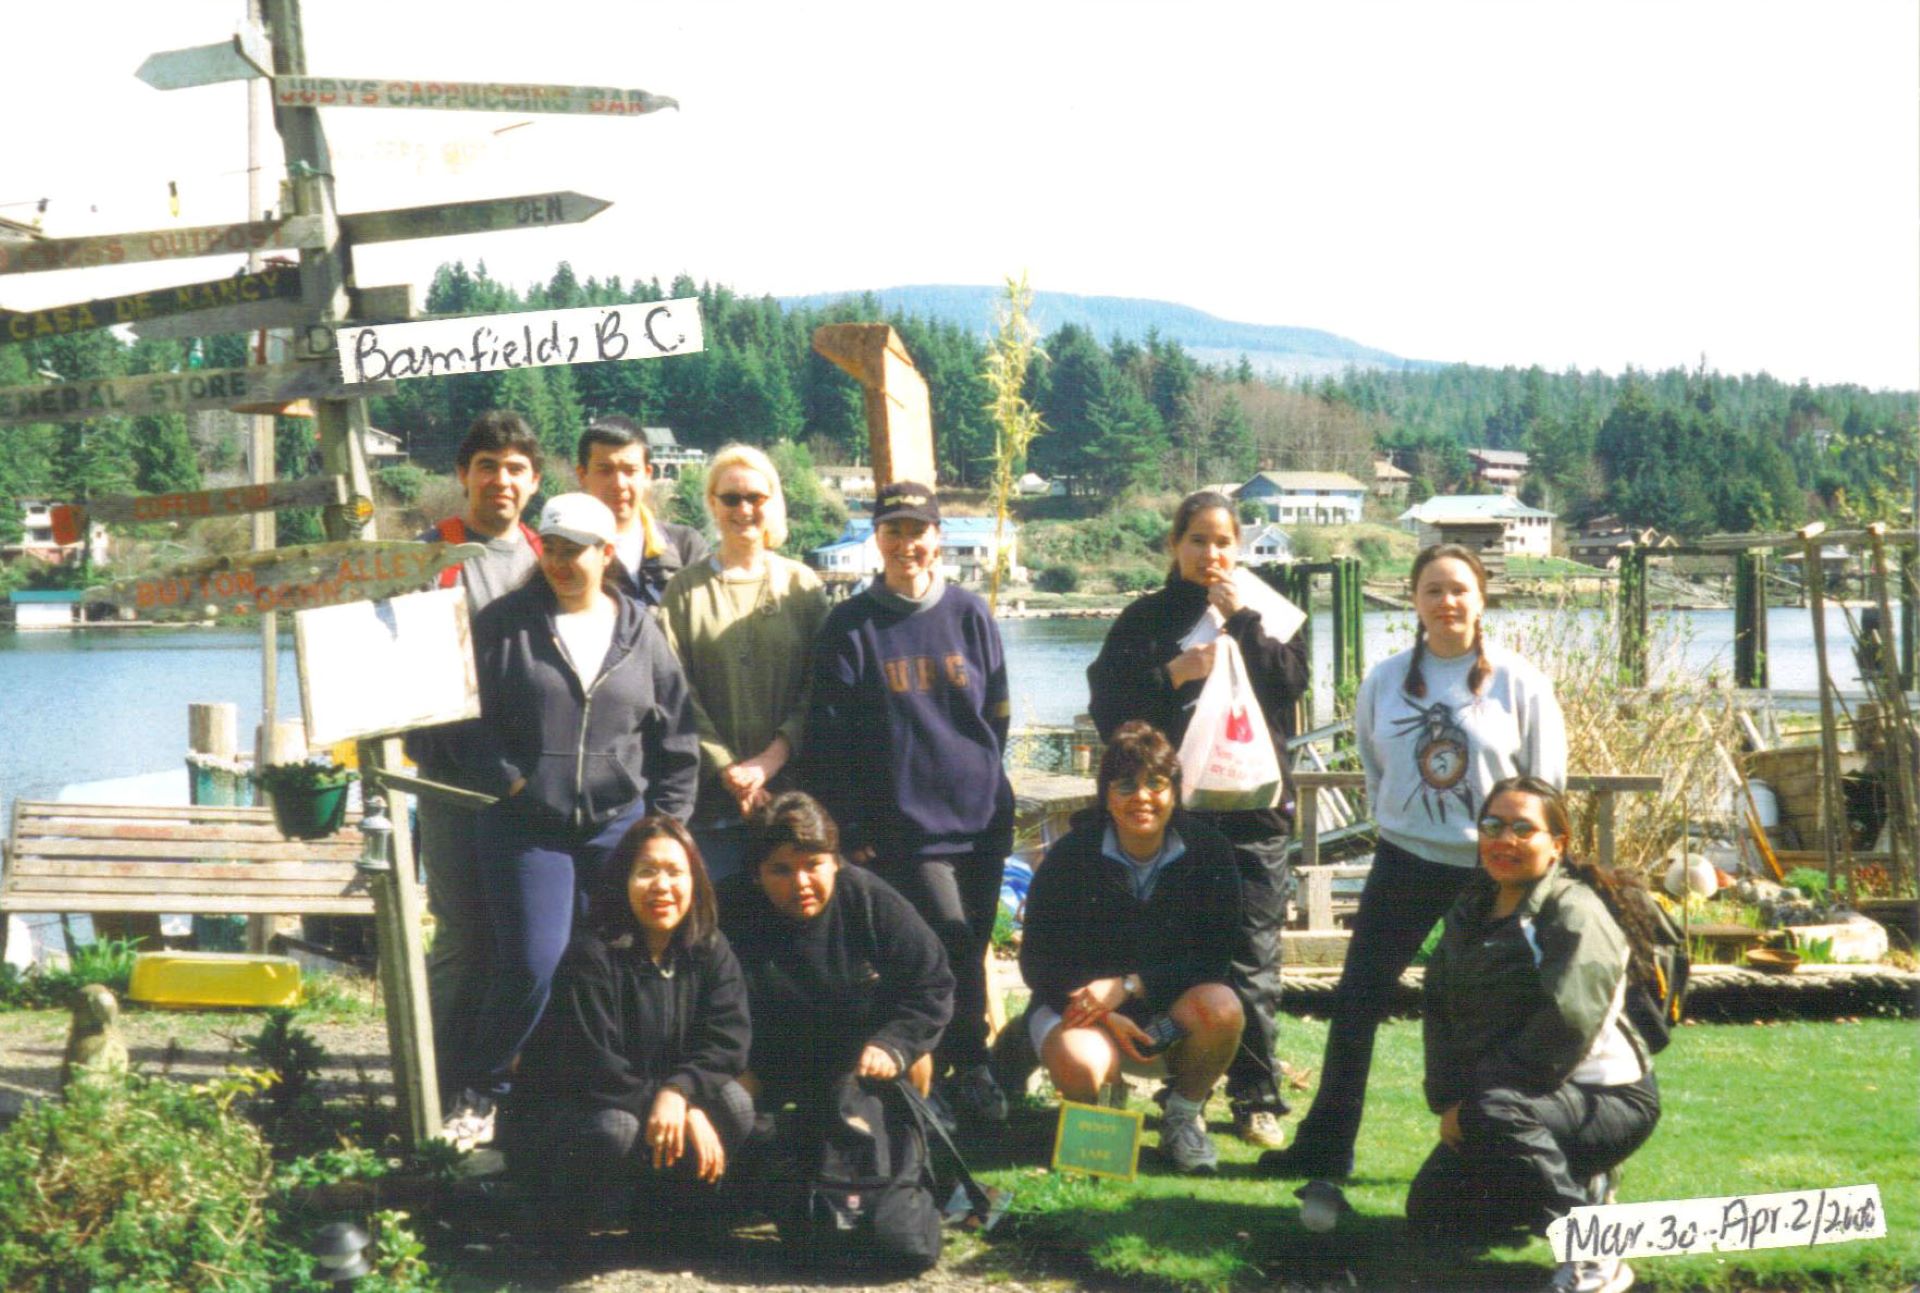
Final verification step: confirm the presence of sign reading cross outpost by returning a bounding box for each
[335,299,704,384]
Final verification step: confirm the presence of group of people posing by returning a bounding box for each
[408,411,1660,1292]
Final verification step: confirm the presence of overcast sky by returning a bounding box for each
[5,1,1916,389]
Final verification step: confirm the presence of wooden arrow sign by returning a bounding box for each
[57,477,348,539]
[1,265,302,346]
[337,298,704,384]
[0,362,392,429]
[273,77,678,116]
[83,540,481,621]
[135,24,273,91]
[339,192,611,245]
[0,215,322,277]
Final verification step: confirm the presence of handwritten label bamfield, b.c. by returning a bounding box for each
[335,299,705,384]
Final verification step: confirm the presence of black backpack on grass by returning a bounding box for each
[774,1074,943,1273]
[1613,887,1691,1054]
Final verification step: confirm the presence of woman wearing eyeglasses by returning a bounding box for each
[1019,722,1246,1175]
[1410,777,1660,1293]
[1260,543,1567,1181]
[662,444,830,884]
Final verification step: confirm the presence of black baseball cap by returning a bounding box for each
[873,480,940,526]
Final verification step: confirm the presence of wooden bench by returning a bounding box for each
[1,800,372,959]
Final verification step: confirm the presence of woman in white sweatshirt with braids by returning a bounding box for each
[1258,543,1566,1181]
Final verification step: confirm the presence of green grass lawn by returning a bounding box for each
[967,1018,1919,1291]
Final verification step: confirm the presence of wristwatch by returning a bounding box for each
[1122,973,1143,1000]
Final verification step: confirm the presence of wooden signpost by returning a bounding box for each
[1,264,301,345]
[339,191,611,245]
[335,298,705,383]
[83,540,479,621]
[0,362,390,429]
[0,215,323,277]
[273,76,678,116]
[53,477,347,541]
[813,323,937,486]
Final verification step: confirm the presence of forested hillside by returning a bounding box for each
[1,265,1911,577]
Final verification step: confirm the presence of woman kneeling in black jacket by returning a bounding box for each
[720,791,955,1121]
[507,816,753,1234]
[1411,776,1662,1293]
[1020,722,1246,1175]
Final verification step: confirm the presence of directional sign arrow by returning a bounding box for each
[339,192,611,245]
[273,77,678,116]
[84,540,481,621]
[0,265,302,347]
[0,362,389,429]
[56,477,347,538]
[0,215,323,277]
[136,24,273,91]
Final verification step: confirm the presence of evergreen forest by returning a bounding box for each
[1,263,1912,575]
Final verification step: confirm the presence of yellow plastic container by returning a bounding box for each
[127,951,303,1008]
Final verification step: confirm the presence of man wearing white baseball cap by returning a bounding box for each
[444,490,700,1149]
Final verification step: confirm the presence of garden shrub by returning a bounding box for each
[1111,564,1162,594]
[1035,563,1080,594]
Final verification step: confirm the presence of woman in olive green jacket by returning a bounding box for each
[661,443,829,884]
[1409,776,1662,1293]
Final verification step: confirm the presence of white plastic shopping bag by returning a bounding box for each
[1176,636,1283,811]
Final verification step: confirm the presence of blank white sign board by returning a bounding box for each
[295,586,479,746]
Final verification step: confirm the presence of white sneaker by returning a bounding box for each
[1551,1256,1634,1293]
[1159,1111,1218,1175]
[442,1090,497,1151]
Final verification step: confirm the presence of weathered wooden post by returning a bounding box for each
[357,739,439,1145]
[1901,546,1917,691]
[811,324,937,487]
[1799,523,1849,896]
[1732,549,1768,689]
[1863,524,1918,895]
[1616,546,1649,688]
[1281,564,1317,727]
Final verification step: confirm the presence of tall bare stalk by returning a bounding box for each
[983,273,1046,614]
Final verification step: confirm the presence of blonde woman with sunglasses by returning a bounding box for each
[661,444,829,884]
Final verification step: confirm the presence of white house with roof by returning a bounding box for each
[5,499,108,567]
[1235,471,1367,525]
[639,426,706,479]
[1240,523,1293,567]
[1467,448,1530,495]
[807,516,1020,585]
[1399,494,1555,557]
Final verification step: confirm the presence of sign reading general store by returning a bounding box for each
[0,362,390,428]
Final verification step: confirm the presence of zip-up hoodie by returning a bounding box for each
[1019,808,1243,1015]
[1422,864,1646,1114]
[459,578,700,840]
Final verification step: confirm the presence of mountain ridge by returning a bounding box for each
[777,284,1437,379]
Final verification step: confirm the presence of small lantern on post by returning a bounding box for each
[356,795,393,875]
[311,1220,372,1285]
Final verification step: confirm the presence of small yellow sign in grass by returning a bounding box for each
[1051,1099,1144,1181]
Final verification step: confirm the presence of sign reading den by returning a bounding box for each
[335,299,704,384]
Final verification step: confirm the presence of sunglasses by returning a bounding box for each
[1477,815,1546,840]
[716,492,769,509]
[1111,774,1173,796]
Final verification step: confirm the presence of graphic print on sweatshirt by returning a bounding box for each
[1390,699,1475,822]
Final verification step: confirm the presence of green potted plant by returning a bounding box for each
[254,759,357,840]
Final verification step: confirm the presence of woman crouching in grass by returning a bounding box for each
[1018,721,1246,1175]
[1410,776,1662,1293]
[503,816,754,1240]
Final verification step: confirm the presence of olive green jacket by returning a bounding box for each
[1422,863,1645,1113]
